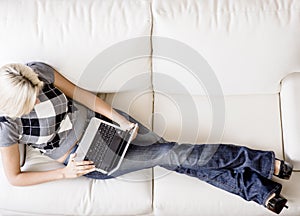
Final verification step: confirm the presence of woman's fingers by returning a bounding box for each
[73,159,95,172]
[76,164,95,170]
[75,160,94,166]
[63,156,96,178]
[69,153,77,161]
[77,167,96,175]
[66,154,95,175]
[131,124,139,140]
[76,164,96,176]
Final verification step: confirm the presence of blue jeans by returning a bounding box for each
[64,109,282,207]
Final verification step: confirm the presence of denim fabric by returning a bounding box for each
[63,109,282,207]
[63,144,79,166]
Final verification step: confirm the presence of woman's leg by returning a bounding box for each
[84,109,282,206]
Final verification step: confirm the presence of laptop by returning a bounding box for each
[75,117,138,175]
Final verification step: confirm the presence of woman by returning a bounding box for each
[0,62,293,214]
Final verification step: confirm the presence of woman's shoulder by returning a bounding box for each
[0,116,19,147]
[0,116,18,130]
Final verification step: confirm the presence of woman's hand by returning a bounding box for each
[119,120,139,140]
[62,153,96,179]
[130,124,139,141]
[119,119,135,130]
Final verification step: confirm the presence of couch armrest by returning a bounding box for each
[280,73,300,170]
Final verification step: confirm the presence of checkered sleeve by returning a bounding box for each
[0,118,19,147]
[26,62,55,84]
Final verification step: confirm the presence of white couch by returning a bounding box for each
[0,0,300,215]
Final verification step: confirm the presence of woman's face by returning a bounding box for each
[35,98,40,105]
[23,97,40,116]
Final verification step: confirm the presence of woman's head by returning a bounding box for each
[0,63,44,118]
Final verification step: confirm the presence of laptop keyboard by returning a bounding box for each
[85,123,116,167]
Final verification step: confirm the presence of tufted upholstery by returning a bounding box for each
[0,0,300,215]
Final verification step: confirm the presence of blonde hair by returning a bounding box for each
[0,63,44,118]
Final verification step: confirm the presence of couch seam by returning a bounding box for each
[150,2,155,133]
[149,0,155,214]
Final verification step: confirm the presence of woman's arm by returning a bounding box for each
[53,70,134,130]
[0,144,95,186]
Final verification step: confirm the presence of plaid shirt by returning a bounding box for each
[0,62,78,158]
[19,83,76,152]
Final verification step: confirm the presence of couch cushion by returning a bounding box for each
[153,167,300,216]
[152,0,300,95]
[0,146,153,216]
[153,93,283,153]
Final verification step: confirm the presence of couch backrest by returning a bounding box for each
[1,0,299,95]
[152,0,300,95]
[0,0,152,92]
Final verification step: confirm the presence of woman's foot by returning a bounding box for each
[274,159,293,180]
[265,193,288,214]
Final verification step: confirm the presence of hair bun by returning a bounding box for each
[4,63,44,88]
